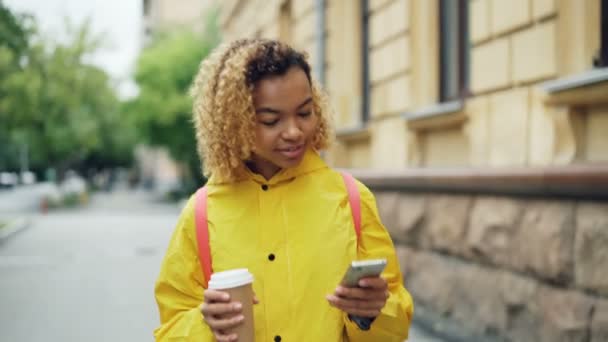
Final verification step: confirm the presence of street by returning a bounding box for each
[0,190,444,342]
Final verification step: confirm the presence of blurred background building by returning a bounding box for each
[216,1,608,341]
[134,0,217,196]
[142,0,214,44]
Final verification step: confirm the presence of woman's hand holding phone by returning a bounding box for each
[326,259,389,318]
[326,276,389,318]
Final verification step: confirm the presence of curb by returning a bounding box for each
[0,216,31,243]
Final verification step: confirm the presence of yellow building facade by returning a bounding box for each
[220,0,607,170]
[218,1,608,341]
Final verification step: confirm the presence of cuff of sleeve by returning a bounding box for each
[348,314,376,330]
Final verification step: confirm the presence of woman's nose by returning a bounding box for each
[282,118,303,140]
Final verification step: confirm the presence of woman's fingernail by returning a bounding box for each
[234,302,242,310]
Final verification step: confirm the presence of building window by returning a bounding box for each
[595,0,608,67]
[361,0,370,122]
[439,0,469,102]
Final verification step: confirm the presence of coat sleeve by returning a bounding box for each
[343,182,414,342]
[154,196,215,341]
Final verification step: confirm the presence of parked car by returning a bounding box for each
[0,172,18,189]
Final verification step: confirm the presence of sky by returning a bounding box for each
[4,0,142,98]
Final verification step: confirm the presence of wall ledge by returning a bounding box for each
[335,125,371,143]
[542,68,608,93]
[541,68,608,107]
[402,100,468,131]
[346,164,608,200]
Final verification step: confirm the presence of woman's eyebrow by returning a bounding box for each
[296,97,313,109]
[255,107,281,114]
[255,97,312,114]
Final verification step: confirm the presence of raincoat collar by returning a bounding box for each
[208,148,328,185]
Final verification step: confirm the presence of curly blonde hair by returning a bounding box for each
[190,39,333,183]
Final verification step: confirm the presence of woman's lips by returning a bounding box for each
[277,144,305,159]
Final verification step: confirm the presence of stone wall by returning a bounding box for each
[375,191,608,341]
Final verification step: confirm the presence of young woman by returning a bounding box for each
[154,39,413,341]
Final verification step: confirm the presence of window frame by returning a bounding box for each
[438,0,469,102]
[361,0,370,123]
[595,0,608,67]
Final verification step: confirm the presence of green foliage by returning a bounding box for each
[127,9,220,192]
[0,4,134,176]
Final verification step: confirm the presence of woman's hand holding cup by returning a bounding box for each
[201,289,244,341]
[200,289,259,342]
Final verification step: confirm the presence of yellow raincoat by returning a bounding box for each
[154,149,413,341]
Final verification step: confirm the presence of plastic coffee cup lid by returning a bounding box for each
[208,269,254,289]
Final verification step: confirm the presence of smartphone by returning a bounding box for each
[340,259,387,287]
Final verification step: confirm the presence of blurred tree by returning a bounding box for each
[0,3,34,170]
[0,3,135,179]
[127,9,219,194]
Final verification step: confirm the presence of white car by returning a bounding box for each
[0,172,18,189]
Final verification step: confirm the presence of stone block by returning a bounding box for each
[426,195,472,256]
[347,140,371,168]
[370,0,408,47]
[369,0,393,12]
[292,0,314,17]
[293,11,316,43]
[370,35,409,83]
[517,200,576,283]
[451,265,507,335]
[466,196,523,267]
[375,191,401,237]
[370,116,408,168]
[404,250,456,315]
[592,299,608,342]
[370,74,411,116]
[575,202,608,295]
[529,87,555,165]
[471,38,510,93]
[395,245,415,278]
[491,0,531,35]
[488,88,529,166]
[538,286,594,342]
[512,22,557,83]
[470,0,491,44]
[463,95,490,166]
[420,127,470,167]
[499,272,541,342]
[393,194,426,245]
[532,0,556,19]
[585,106,608,162]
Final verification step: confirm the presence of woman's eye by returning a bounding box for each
[261,120,279,126]
[298,112,312,117]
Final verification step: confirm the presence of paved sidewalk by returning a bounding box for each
[0,216,30,242]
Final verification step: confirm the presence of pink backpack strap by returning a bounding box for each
[341,172,362,246]
[194,187,212,288]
